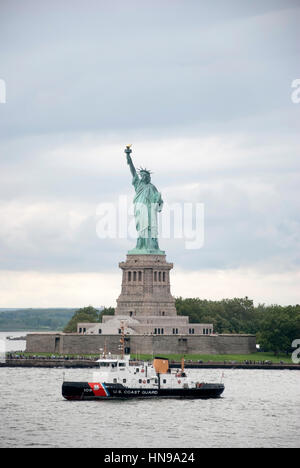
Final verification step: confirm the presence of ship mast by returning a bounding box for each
[119,321,125,359]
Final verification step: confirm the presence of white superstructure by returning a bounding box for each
[91,355,201,390]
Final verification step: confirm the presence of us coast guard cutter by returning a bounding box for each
[62,353,224,400]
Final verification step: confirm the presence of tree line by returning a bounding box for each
[175,297,300,355]
[0,308,76,331]
[62,298,300,356]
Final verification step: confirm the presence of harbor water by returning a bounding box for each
[0,332,299,448]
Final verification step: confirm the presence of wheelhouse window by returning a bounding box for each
[100,362,111,367]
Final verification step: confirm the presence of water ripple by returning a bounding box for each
[0,367,299,448]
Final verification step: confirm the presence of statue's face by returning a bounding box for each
[141,172,151,183]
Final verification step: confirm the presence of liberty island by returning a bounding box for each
[26,145,255,355]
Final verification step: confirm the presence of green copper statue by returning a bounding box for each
[125,145,165,255]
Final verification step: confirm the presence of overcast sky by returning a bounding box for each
[0,0,300,307]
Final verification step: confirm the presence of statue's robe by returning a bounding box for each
[132,174,163,240]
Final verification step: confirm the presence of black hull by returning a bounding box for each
[62,381,225,400]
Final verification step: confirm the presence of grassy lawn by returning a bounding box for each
[9,351,292,363]
[130,352,292,364]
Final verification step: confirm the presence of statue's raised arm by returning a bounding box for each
[124,144,137,179]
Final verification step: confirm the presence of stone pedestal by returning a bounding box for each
[115,254,177,318]
[76,253,214,336]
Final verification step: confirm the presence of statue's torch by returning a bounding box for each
[125,144,132,164]
[125,144,132,156]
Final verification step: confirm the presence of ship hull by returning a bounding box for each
[62,381,224,400]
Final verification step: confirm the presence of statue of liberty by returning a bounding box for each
[125,145,164,255]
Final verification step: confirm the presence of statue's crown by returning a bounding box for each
[138,167,152,176]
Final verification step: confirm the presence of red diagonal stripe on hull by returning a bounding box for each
[88,382,107,397]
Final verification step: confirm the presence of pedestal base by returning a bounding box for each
[116,254,176,318]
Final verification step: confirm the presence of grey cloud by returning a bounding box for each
[0,1,299,138]
[0,0,299,289]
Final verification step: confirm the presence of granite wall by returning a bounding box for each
[26,332,256,355]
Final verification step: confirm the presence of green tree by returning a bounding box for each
[63,306,100,333]
[99,307,115,321]
[63,306,116,333]
[257,305,300,355]
[175,296,256,334]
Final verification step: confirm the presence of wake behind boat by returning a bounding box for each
[62,355,225,400]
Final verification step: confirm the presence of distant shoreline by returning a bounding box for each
[6,336,26,341]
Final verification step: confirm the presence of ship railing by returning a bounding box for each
[97,354,130,361]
